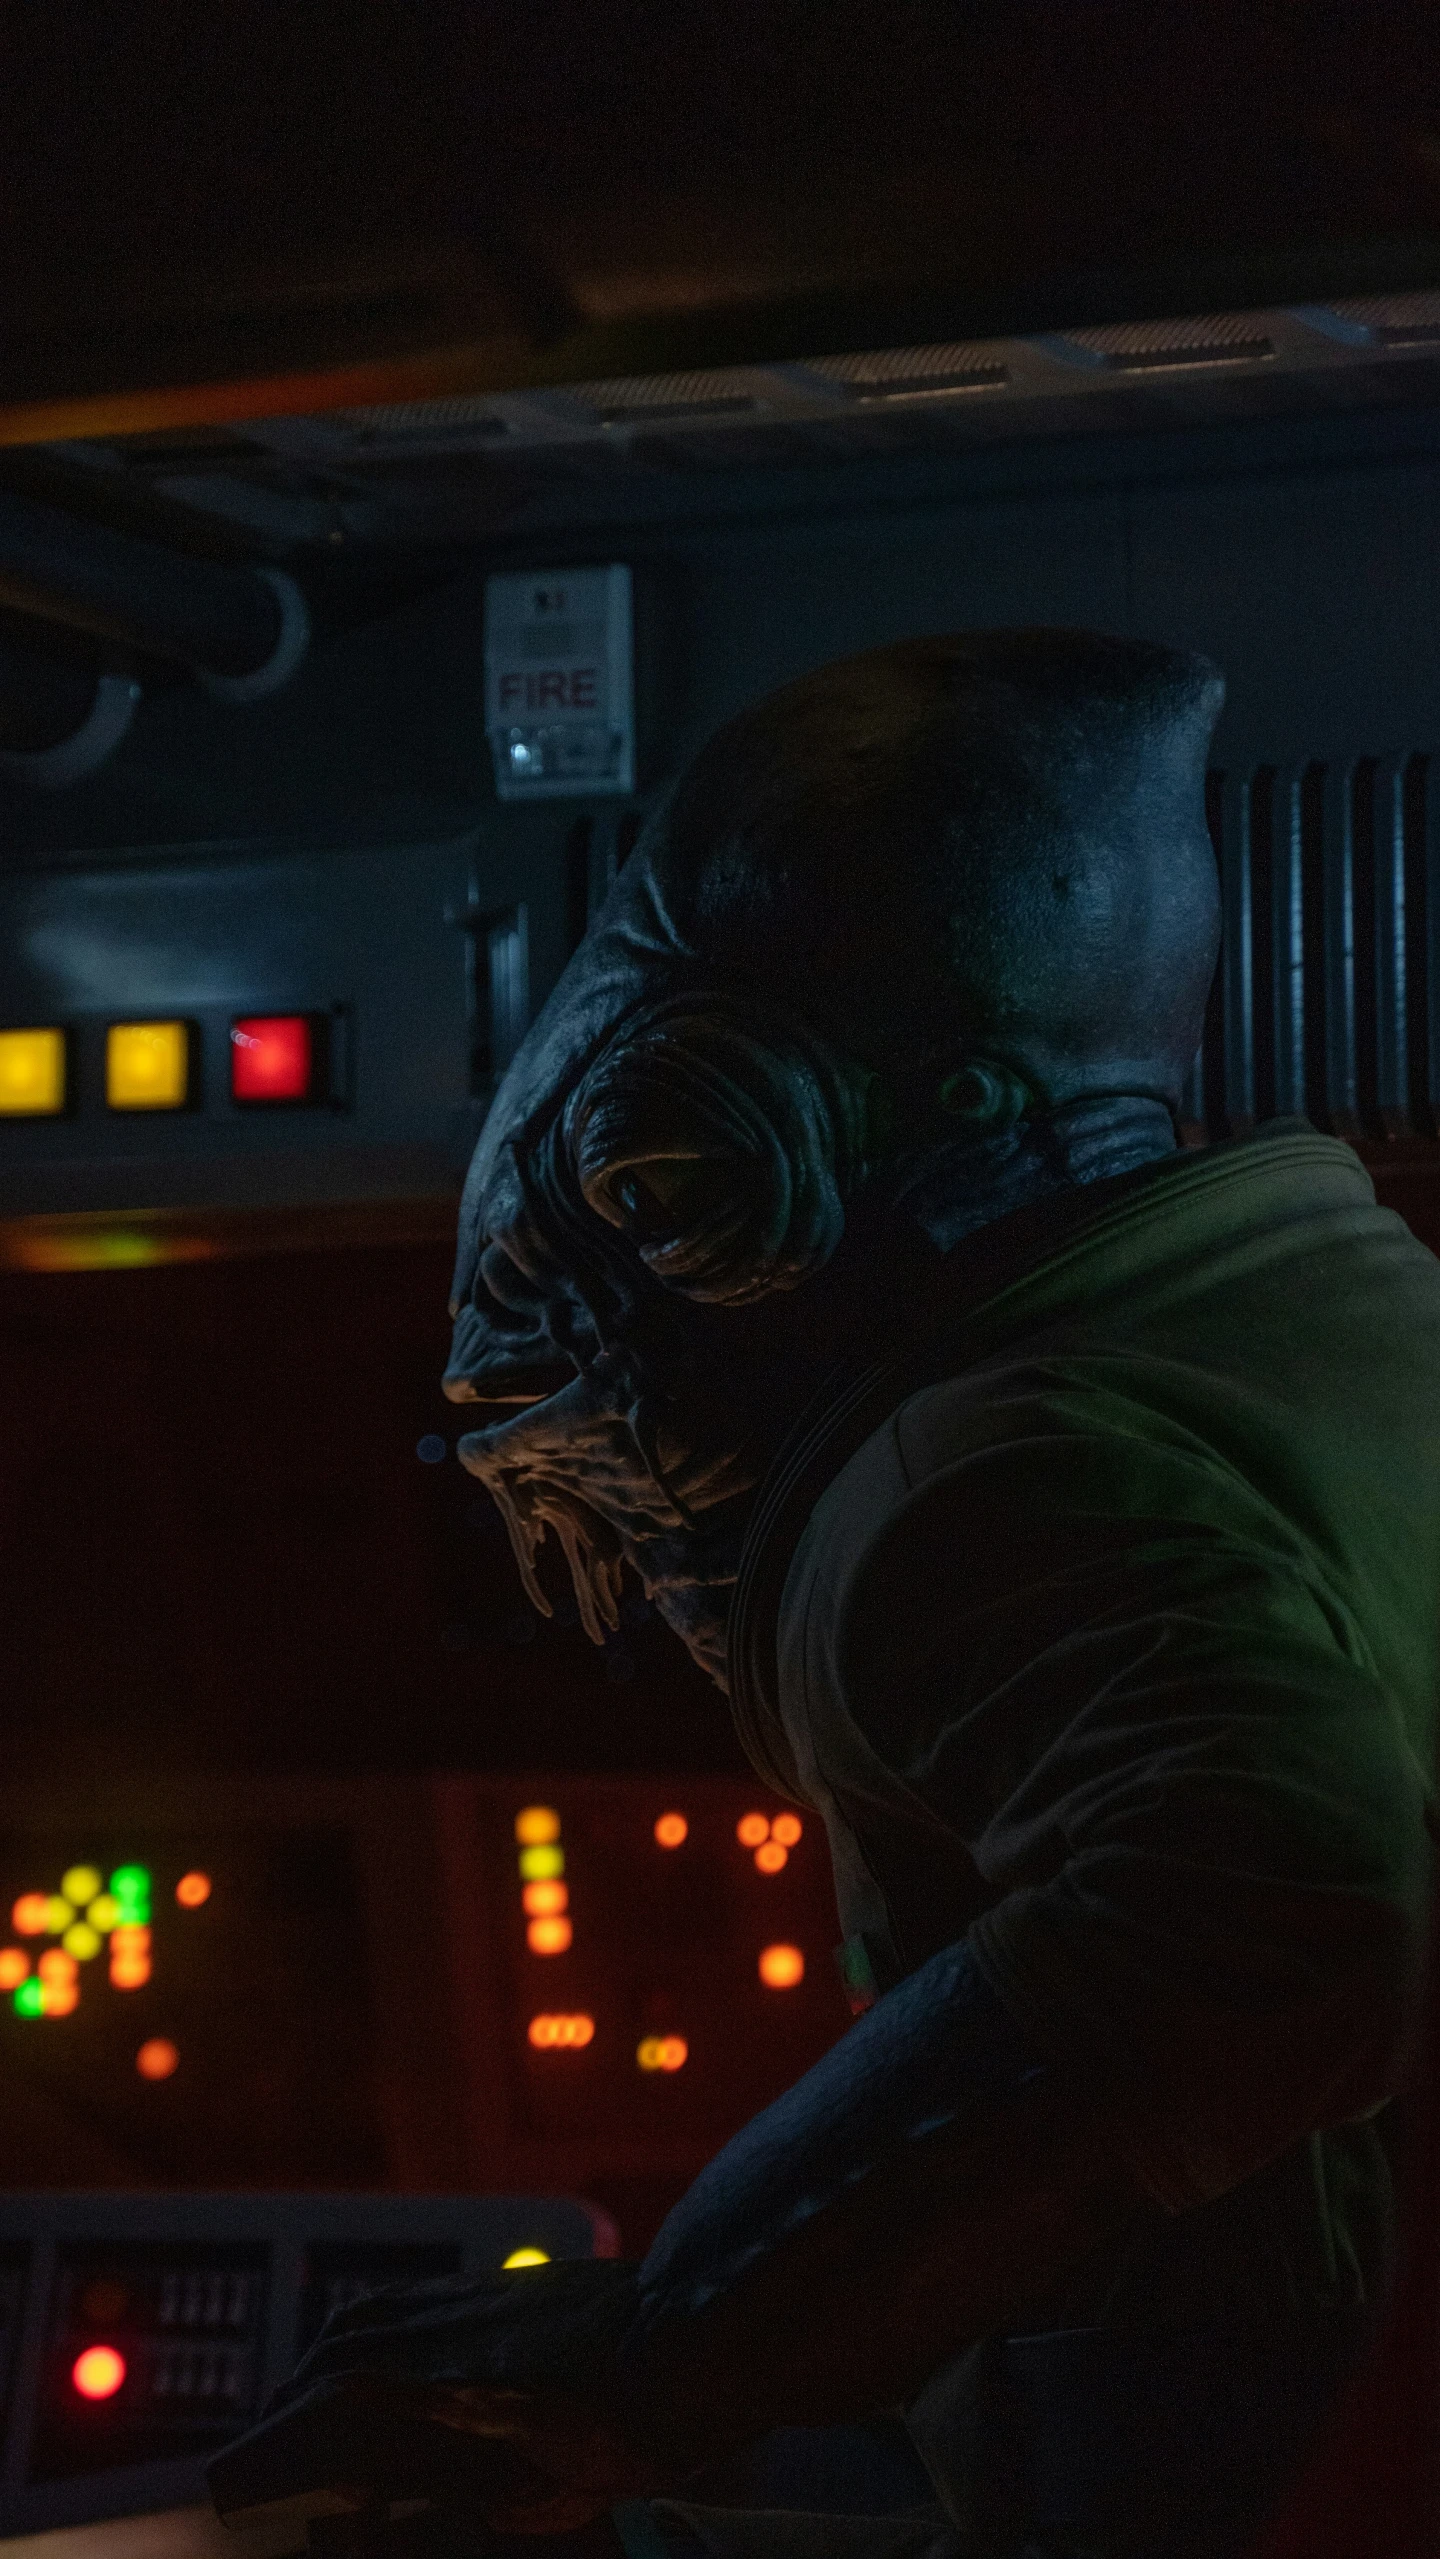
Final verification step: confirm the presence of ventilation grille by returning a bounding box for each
[333,398,511,437]
[799,344,1009,400]
[1182,757,1440,1142]
[1059,315,1275,372]
[564,371,762,426]
[1323,291,1440,348]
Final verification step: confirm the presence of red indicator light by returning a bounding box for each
[230,1016,314,1104]
[12,1895,49,1936]
[0,1950,28,1989]
[175,1872,211,1909]
[72,2346,126,2401]
[754,1841,788,1874]
[770,1814,803,1846]
[136,2038,179,2080]
[654,1813,688,1848]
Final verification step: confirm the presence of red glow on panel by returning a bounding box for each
[230,1015,313,1103]
[72,2346,126,2400]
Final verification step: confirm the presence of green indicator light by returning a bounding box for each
[14,1980,43,2016]
[110,1866,150,1901]
[518,1844,565,1881]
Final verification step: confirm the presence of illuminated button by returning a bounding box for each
[12,1895,49,1936]
[106,1021,191,1111]
[0,1027,66,1116]
[736,1813,770,1848]
[522,1880,568,1916]
[0,1951,28,1989]
[515,1806,561,1846]
[62,1867,102,1906]
[770,1814,803,1847]
[136,2037,179,2080]
[527,2014,594,2049]
[230,1015,315,1104]
[503,2247,551,2268]
[754,1841,788,1874]
[527,1916,573,1955]
[653,1813,688,1848]
[758,1943,805,1988]
[637,2035,688,2073]
[72,2346,126,2401]
[175,1871,211,1908]
[63,1923,101,1962]
[518,1843,564,1881]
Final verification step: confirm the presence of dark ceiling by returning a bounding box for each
[3,2,1440,436]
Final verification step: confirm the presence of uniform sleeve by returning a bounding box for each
[825,1397,1435,2213]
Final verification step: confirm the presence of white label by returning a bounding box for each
[484,565,635,800]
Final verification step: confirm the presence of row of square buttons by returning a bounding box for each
[0,1017,325,1116]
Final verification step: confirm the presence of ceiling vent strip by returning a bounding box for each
[1322,291,1440,348]
[559,371,765,427]
[1055,315,1275,372]
[796,344,1009,400]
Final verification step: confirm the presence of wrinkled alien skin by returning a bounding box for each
[443,628,1223,1686]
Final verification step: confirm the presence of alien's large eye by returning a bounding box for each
[562,996,870,1306]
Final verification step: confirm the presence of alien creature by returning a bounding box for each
[225,633,1440,2559]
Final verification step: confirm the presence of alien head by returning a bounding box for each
[445,628,1224,1683]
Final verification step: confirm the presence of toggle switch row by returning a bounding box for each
[0,1015,332,1117]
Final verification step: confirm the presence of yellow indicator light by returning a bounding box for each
[62,1923,101,1962]
[61,1866,102,1906]
[12,1896,49,1936]
[770,1814,803,1847]
[637,2035,688,2073]
[42,1981,79,2016]
[758,1943,805,1988]
[527,2014,594,2048]
[44,1897,74,1933]
[527,1916,573,1955]
[754,1841,788,1874]
[522,1880,568,1916]
[106,1020,190,1111]
[736,1813,770,1848]
[518,1844,564,1881]
[0,1028,65,1116]
[514,1806,561,1846]
[87,1895,121,1932]
[502,2247,551,2269]
[0,1950,29,1989]
[654,1813,688,1848]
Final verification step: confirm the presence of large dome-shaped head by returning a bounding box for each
[638,626,1224,1109]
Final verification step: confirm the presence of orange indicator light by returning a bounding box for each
[111,1926,150,1954]
[10,1897,47,1936]
[136,2038,179,2080]
[514,1806,561,1845]
[110,1956,151,1990]
[770,1814,803,1846]
[42,1981,79,2016]
[637,2035,688,2073]
[736,1813,770,1848]
[522,1880,568,1916]
[0,1951,28,1990]
[38,1949,77,1984]
[72,2346,126,2401]
[759,1943,806,1988]
[176,1872,211,1908]
[754,1841,788,1874]
[653,1813,688,1848]
[527,2013,594,2048]
[527,1916,573,1955]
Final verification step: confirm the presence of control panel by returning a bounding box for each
[0,2192,611,2540]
